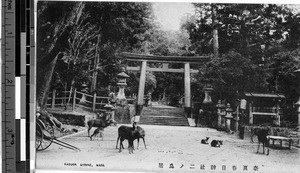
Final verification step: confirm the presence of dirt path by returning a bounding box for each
[36,125,299,173]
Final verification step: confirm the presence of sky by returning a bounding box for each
[151,1,300,31]
[152,2,194,31]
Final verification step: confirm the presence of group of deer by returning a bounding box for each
[87,113,271,155]
[87,113,146,154]
[201,127,270,155]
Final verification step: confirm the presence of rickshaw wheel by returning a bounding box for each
[36,123,54,151]
[36,124,43,149]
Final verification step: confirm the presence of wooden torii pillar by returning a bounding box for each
[135,60,147,122]
[184,63,192,118]
[119,53,210,124]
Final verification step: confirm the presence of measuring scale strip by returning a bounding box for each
[2,0,18,172]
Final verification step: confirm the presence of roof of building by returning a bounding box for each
[244,92,285,99]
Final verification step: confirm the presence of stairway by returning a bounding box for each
[139,106,189,126]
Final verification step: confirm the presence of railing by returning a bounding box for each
[46,89,110,111]
[46,89,137,111]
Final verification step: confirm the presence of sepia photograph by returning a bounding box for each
[35,0,300,172]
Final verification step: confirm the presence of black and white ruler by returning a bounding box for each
[2,0,35,172]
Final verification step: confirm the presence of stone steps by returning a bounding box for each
[139,106,189,126]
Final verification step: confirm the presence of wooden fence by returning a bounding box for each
[46,89,136,111]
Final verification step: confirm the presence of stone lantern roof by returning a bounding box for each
[117,72,129,78]
[216,100,225,108]
[104,104,114,109]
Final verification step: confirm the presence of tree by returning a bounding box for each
[268,49,300,98]
[183,3,293,59]
[181,3,300,105]
[80,2,153,94]
[37,1,153,109]
[282,13,300,50]
[37,1,85,109]
[196,51,270,104]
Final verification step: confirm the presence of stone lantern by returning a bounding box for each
[116,68,129,106]
[81,83,88,92]
[216,100,226,130]
[294,69,300,131]
[79,83,89,104]
[203,86,213,104]
[202,86,213,126]
[225,103,233,133]
[104,103,115,120]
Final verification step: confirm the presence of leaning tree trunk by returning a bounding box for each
[37,53,59,110]
[67,79,75,105]
[36,2,85,110]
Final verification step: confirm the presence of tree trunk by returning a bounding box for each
[37,53,59,110]
[64,82,67,110]
[36,2,85,110]
[91,34,101,93]
[212,4,219,57]
[67,79,75,104]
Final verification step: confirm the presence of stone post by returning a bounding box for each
[221,101,226,129]
[216,100,224,130]
[92,92,96,111]
[225,103,233,132]
[72,88,77,111]
[249,101,253,125]
[234,105,239,132]
[275,103,281,126]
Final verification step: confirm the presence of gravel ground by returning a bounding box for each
[35,124,300,173]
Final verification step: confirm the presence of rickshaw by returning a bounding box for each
[35,111,80,152]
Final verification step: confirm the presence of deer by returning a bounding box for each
[87,116,117,140]
[115,122,146,153]
[256,128,270,155]
[211,140,223,147]
[201,137,210,144]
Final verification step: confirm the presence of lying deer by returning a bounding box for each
[211,140,223,147]
[201,137,210,144]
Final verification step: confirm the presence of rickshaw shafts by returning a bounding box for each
[51,139,81,152]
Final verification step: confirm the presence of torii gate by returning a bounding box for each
[119,52,210,123]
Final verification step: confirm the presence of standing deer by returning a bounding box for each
[87,117,117,140]
[256,128,270,155]
[116,122,147,154]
